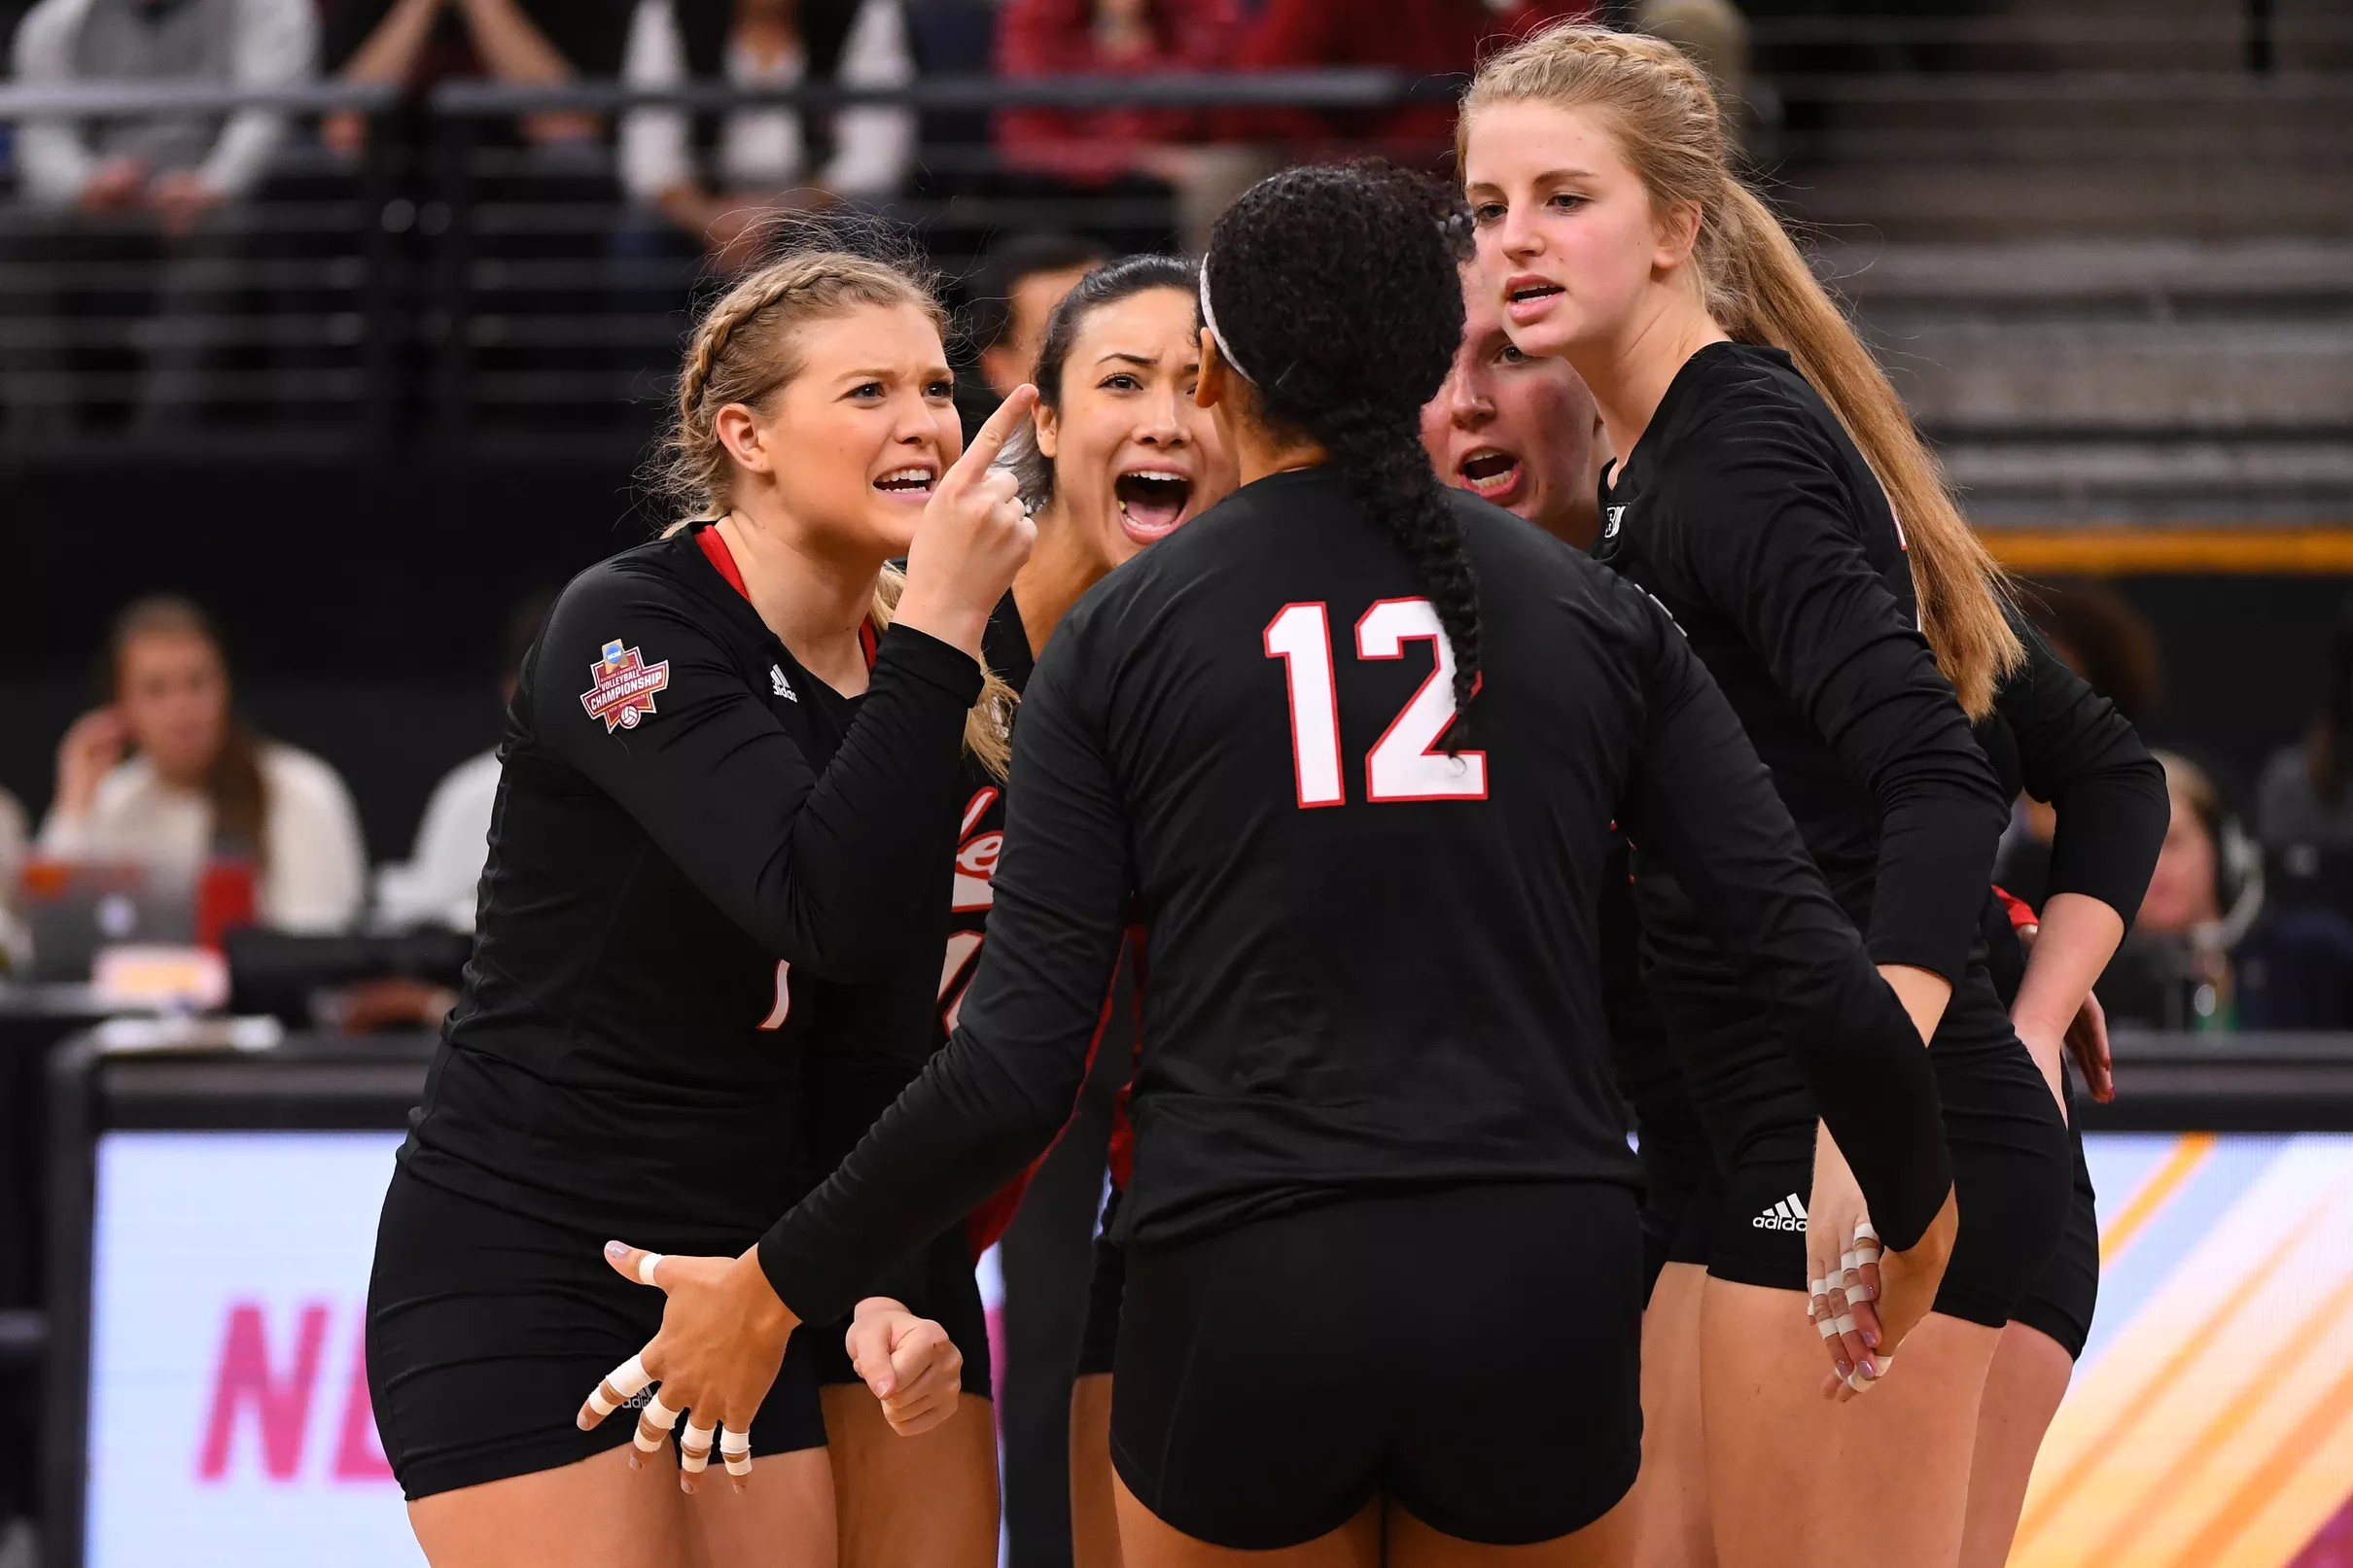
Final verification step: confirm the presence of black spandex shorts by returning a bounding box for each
[1075,1185,1126,1379]
[367,1165,826,1502]
[1111,1181,1642,1551]
[2012,1095,2098,1360]
[807,1226,996,1403]
[1654,962,2072,1328]
[1633,1107,1716,1301]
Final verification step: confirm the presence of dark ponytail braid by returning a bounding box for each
[1316,403,1482,726]
[1204,162,1485,732]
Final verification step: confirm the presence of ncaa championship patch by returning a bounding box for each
[580,640,671,732]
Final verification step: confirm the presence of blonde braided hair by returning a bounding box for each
[657,248,1015,778]
[1460,24,2021,718]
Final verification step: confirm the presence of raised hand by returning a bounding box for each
[893,385,1039,657]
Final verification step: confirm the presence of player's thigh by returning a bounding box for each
[1112,1472,1381,1568]
[1959,1321,2075,1568]
[1072,1373,1125,1568]
[1630,1260,1713,1568]
[680,1444,834,1568]
[408,1444,683,1568]
[821,1382,1000,1568]
[1387,1488,1637,1568]
[1702,1278,1995,1568]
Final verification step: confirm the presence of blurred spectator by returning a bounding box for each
[2258,596,2353,853]
[3,0,318,432]
[2105,750,2353,1030]
[1215,0,1592,162]
[2028,578,2165,728]
[323,0,637,151]
[993,0,1253,249]
[372,592,549,933]
[962,229,1106,401]
[617,0,916,273]
[41,596,367,933]
[1997,577,2169,908]
[0,787,25,973]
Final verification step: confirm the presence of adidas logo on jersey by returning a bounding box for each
[770,664,796,701]
[1751,1194,1809,1231]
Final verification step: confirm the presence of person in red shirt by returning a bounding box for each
[993,0,1247,186]
[1215,0,1594,161]
[992,0,1257,251]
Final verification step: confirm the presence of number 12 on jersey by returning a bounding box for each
[1264,599,1488,807]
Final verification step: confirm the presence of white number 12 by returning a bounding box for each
[1263,599,1488,808]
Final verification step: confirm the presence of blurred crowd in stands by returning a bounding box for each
[0,0,1761,431]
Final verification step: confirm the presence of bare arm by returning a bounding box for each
[339,0,445,83]
[452,0,577,85]
[2010,891,2126,1106]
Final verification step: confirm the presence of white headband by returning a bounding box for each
[1198,262,1255,386]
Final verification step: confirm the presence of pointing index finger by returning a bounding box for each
[948,384,1037,483]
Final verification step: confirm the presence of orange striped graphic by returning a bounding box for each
[2101,1133,2215,1267]
[2012,1200,2328,1554]
[2160,1351,2353,1568]
[2081,1270,2353,1564]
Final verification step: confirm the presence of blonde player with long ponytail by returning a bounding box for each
[1458,25,2070,1568]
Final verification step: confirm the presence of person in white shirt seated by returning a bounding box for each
[43,596,368,934]
[616,0,917,273]
[373,593,549,934]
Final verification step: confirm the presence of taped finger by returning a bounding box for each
[579,1354,652,1428]
[720,1427,753,1479]
[679,1418,716,1475]
[634,1393,683,1453]
[636,1251,666,1287]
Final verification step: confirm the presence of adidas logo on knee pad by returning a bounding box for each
[1751,1194,1809,1231]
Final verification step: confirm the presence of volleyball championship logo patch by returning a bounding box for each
[580,640,671,732]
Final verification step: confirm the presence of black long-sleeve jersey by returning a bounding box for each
[1977,621,2168,932]
[1594,341,2009,984]
[396,522,980,1255]
[756,469,1954,1327]
[1593,342,2010,1148]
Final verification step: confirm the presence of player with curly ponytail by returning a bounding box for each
[1461,24,2069,1568]
[367,239,1036,1568]
[610,160,1958,1567]
[1198,162,1487,733]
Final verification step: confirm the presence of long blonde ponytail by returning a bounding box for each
[1461,24,2023,716]
[655,247,1016,778]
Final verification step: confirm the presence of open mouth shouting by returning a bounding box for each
[1457,446,1526,506]
[1114,468,1193,544]
[872,464,937,503]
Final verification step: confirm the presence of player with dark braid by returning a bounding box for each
[585,162,1959,1568]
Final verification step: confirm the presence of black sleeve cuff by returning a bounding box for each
[874,622,987,707]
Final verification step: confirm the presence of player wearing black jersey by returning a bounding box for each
[579,162,1958,1568]
[908,254,1234,1568]
[1960,626,2165,1568]
[364,248,1035,1568]
[1462,26,2071,1568]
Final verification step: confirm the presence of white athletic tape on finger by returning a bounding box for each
[680,1419,716,1474]
[1833,1313,1857,1337]
[1816,1315,1842,1340]
[1843,1279,1873,1306]
[1852,1221,1879,1243]
[586,1355,651,1417]
[637,1252,666,1287]
[633,1394,683,1452]
[720,1428,753,1477]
